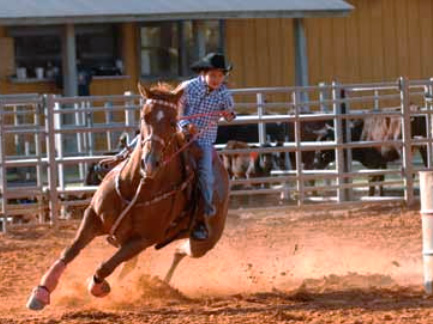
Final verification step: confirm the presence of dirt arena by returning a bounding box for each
[0,202,431,323]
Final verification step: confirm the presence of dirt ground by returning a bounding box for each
[0,201,432,324]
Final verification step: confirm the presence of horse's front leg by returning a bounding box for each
[88,236,152,297]
[27,207,102,311]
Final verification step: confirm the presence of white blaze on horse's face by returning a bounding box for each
[156,109,165,122]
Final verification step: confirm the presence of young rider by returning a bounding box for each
[177,53,236,239]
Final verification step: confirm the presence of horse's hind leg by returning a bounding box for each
[164,241,190,283]
[27,207,102,311]
[164,208,226,283]
[88,236,151,297]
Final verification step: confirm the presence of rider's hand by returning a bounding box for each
[185,123,198,135]
[222,110,236,122]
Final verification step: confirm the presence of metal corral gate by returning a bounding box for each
[1,77,433,232]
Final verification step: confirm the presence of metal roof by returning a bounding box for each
[0,0,353,25]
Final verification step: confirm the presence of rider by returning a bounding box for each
[102,53,235,240]
[178,52,236,239]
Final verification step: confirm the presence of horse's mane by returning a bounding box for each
[149,82,176,100]
[140,82,182,119]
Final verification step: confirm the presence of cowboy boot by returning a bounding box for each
[191,222,209,241]
[191,202,216,241]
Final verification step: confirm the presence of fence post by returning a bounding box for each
[105,101,114,151]
[85,101,94,155]
[45,95,59,226]
[427,78,433,168]
[373,89,380,111]
[319,82,329,113]
[74,102,85,181]
[256,92,266,145]
[340,87,352,201]
[292,90,304,206]
[53,100,64,191]
[0,102,7,232]
[399,77,414,206]
[34,100,45,223]
[332,81,346,202]
[124,91,136,142]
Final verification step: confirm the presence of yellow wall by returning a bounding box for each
[226,18,294,89]
[306,0,433,84]
[225,0,433,88]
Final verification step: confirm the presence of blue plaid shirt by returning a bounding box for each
[179,76,234,145]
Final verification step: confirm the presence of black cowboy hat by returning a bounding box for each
[190,52,233,73]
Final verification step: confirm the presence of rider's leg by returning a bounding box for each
[197,142,215,217]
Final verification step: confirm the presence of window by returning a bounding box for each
[140,22,180,77]
[11,26,62,78]
[9,24,121,79]
[76,24,121,76]
[140,20,224,78]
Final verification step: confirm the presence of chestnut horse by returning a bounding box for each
[27,84,230,311]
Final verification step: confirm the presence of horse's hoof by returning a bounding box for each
[88,276,111,298]
[26,286,50,311]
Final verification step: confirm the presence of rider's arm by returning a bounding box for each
[177,83,190,129]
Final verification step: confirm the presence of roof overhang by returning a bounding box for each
[0,0,353,26]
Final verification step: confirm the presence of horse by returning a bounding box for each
[27,83,231,311]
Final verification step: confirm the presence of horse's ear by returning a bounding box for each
[138,82,151,98]
[172,82,185,102]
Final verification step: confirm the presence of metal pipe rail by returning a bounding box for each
[2,78,433,232]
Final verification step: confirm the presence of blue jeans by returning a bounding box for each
[197,142,214,213]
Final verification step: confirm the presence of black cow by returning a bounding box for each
[313,115,428,196]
